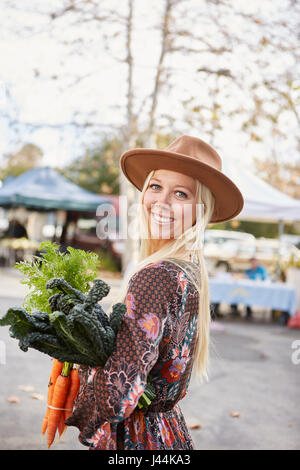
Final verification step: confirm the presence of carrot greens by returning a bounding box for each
[15,241,100,314]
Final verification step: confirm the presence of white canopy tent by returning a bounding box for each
[222,159,300,224]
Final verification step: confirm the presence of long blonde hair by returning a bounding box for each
[108,170,215,381]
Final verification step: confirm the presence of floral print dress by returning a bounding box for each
[66,260,200,450]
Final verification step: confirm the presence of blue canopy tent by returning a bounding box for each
[0,166,111,212]
[0,166,114,249]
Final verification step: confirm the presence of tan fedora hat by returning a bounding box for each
[120,135,244,223]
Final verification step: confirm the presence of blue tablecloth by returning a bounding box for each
[209,278,297,316]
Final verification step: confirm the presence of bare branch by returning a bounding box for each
[146,0,175,146]
[197,67,233,78]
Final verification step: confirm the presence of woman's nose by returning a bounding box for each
[155,190,171,205]
[154,195,172,210]
[152,197,173,216]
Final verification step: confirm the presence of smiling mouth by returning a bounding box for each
[151,212,175,224]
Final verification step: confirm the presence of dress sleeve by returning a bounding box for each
[93,263,176,423]
[66,263,177,436]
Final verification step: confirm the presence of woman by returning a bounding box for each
[66,135,244,450]
[211,260,233,319]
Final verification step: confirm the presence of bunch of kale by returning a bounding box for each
[0,277,156,408]
[0,278,125,366]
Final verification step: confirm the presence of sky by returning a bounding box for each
[0,0,299,172]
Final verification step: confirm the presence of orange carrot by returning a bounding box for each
[47,362,72,449]
[41,359,63,435]
[58,409,67,439]
[64,368,80,422]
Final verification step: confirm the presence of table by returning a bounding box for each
[0,238,40,267]
[209,278,297,316]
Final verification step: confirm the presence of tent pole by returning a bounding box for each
[276,220,284,280]
[278,220,284,239]
[60,210,72,250]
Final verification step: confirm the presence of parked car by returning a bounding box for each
[204,230,300,277]
[204,229,256,246]
[203,230,256,274]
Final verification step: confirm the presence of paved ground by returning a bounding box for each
[0,268,299,450]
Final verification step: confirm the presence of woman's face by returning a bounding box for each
[143,169,198,242]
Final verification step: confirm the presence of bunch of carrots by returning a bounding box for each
[41,359,80,449]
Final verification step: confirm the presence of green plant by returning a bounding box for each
[15,241,100,314]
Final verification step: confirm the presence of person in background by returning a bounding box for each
[211,260,232,319]
[231,257,269,319]
[3,218,28,239]
[245,257,268,282]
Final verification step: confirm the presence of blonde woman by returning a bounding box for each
[66,135,244,450]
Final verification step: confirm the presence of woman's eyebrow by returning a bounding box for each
[150,177,192,192]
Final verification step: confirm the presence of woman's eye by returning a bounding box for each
[149,183,160,190]
[176,190,187,199]
[149,184,187,199]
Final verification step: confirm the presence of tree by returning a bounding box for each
[0,143,43,182]
[1,0,299,271]
[60,136,121,195]
[253,156,300,200]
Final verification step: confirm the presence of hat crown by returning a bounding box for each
[166,135,222,171]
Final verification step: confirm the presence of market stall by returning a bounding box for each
[209,277,297,317]
[0,166,112,265]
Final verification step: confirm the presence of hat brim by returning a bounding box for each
[120,148,244,224]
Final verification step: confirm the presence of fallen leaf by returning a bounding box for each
[288,424,293,428]
[7,396,20,403]
[18,385,35,392]
[189,424,202,430]
[230,411,241,418]
[31,393,44,401]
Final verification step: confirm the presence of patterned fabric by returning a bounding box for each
[65,260,199,450]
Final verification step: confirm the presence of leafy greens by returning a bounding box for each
[15,241,100,314]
